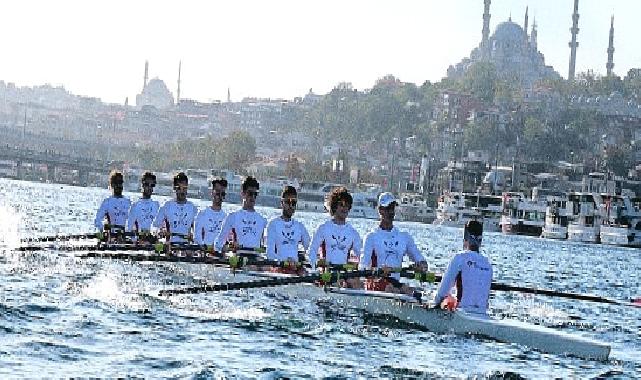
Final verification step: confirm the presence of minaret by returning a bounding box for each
[143,60,149,91]
[482,0,491,58]
[568,0,580,81]
[606,15,615,76]
[227,87,231,103]
[524,6,529,38]
[177,60,182,104]
[531,17,538,50]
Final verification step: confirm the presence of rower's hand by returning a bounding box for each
[415,262,429,273]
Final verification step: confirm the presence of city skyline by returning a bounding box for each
[0,0,639,104]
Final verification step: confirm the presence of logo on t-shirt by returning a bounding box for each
[241,218,258,237]
[281,228,296,245]
[330,234,348,253]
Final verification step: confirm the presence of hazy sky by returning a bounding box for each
[0,0,639,104]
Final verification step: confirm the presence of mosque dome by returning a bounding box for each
[492,21,526,44]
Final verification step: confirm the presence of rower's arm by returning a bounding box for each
[193,212,204,245]
[214,213,234,252]
[307,226,324,269]
[434,255,462,306]
[94,199,108,230]
[265,221,277,260]
[300,223,311,251]
[406,235,427,265]
[126,204,137,232]
[358,233,375,269]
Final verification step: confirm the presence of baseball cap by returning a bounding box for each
[378,192,397,207]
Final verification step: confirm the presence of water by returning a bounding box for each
[1,178,640,378]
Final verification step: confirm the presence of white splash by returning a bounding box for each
[80,272,148,311]
[0,201,21,250]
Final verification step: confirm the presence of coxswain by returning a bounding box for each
[359,192,428,294]
[266,185,310,273]
[153,172,198,247]
[94,170,131,242]
[214,176,267,254]
[433,220,493,314]
[126,171,159,243]
[194,177,228,252]
[307,186,362,286]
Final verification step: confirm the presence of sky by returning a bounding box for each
[0,0,639,104]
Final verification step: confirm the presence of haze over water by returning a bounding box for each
[0,178,639,377]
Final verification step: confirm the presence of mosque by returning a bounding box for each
[447,1,562,87]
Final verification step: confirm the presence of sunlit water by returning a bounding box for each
[0,178,639,378]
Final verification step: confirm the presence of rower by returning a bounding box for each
[214,176,267,254]
[359,192,428,294]
[266,185,310,272]
[126,171,159,243]
[94,170,131,242]
[307,187,362,286]
[153,172,198,247]
[194,177,228,250]
[433,220,493,314]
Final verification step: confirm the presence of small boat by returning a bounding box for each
[245,271,611,361]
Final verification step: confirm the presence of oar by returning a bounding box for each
[408,271,639,308]
[490,283,641,308]
[16,242,210,253]
[80,251,283,268]
[157,268,376,296]
[21,232,103,243]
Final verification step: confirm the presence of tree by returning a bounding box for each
[217,130,256,173]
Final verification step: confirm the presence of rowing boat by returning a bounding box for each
[319,288,610,360]
[67,248,613,360]
[242,272,611,361]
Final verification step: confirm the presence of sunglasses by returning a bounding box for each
[142,183,156,188]
[282,199,297,207]
[337,201,351,209]
[213,191,226,197]
[246,191,259,198]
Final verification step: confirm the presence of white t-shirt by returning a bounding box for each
[359,227,426,277]
[434,250,493,314]
[266,217,311,262]
[194,207,227,246]
[94,196,131,231]
[214,209,267,251]
[307,220,362,268]
[153,200,198,243]
[127,198,160,232]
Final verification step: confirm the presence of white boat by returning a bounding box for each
[500,192,546,236]
[86,253,611,360]
[320,288,610,361]
[396,194,435,224]
[433,192,482,228]
[296,181,378,219]
[599,193,641,247]
[567,192,602,243]
[541,192,570,240]
[252,277,610,361]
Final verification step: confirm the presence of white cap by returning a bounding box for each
[378,192,397,207]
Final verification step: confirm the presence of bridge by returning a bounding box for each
[0,145,124,186]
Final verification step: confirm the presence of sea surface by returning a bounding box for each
[0,178,639,378]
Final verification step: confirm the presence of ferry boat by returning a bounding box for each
[599,193,641,247]
[297,181,378,219]
[500,192,546,236]
[566,192,602,243]
[433,192,482,228]
[469,193,503,233]
[396,194,436,223]
[541,192,570,240]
